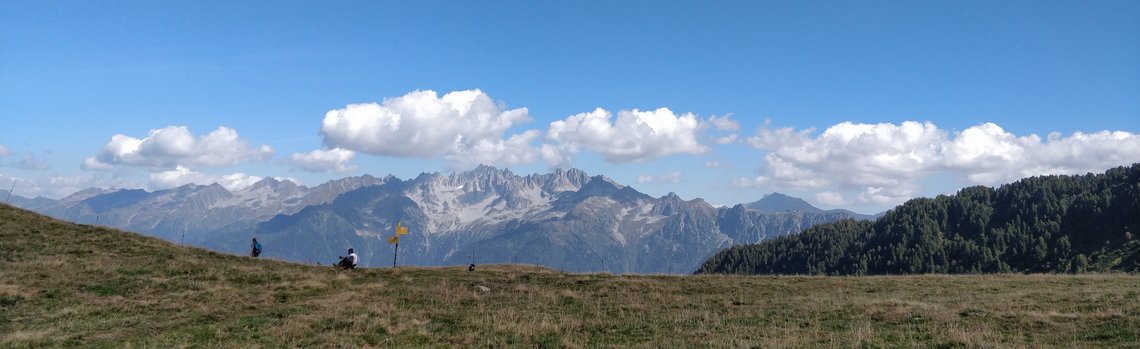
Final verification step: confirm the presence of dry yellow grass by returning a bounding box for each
[1,203,1138,348]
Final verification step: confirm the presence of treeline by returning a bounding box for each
[697,164,1140,275]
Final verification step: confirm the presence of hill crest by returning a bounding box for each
[2,202,1137,348]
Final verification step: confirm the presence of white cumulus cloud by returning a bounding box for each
[744,120,1140,206]
[709,115,740,132]
[444,130,542,170]
[715,134,738,144]
[540,143,573,168]
[0,145,9,157]
[545,107,707,163]
[83,126,274,170]
[636,171,683,184]
[149,166,264,191]
[318,90,736,168]
[288,148,358,174]
[709,115,741,144]
[814,191,848,206]
[857,186,920,205]
[319,89,537,169]
[942,125,1140,185]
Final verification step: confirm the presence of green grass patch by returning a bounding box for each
[428,313,462,335]
[312,317,353,332]
[85,277,141,297]
[1081,317,1139,345]
[534,332,563,348]
[0,294,23,307]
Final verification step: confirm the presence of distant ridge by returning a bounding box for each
[744,192,823,213]
[6,167,869,274]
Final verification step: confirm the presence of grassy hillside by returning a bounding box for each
[1,203,1138,348]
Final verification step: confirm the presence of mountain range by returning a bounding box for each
[4,165,873,273]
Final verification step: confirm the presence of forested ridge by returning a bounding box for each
[697,164,1140,275]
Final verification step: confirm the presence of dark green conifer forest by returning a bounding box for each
[698,164,1140,275]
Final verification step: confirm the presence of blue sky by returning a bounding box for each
[1,1,1138,213]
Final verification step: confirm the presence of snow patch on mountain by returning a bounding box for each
[354,228,380,238]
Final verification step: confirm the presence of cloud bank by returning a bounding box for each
[545,107,707,165]
[288,148,358,174]
[742,121,1140,205]
[0,172,144,200]
[637,171,683,184]
[443,130,542,169]
[319,89,536,169]
[149,166,264,191]
[319,89,730,169]
[83,126,274,170]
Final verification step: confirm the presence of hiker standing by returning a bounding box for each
[250,238,262,257]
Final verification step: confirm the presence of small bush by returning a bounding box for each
[0,294,23,307]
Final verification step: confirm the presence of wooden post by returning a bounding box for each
[392,243,399,268]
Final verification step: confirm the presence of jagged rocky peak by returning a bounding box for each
[726,203,749,213]
[413,171,440,183]
[243,177,305,197]
[551,167,589,182]
[276,178,303,192]
[662,192,683,201]
[574,175,622,196]
[166,183,233,208]
[316,174,387,192]
[245,177,280,192]
[418,165,599,195]
[616,185,653,202]
[652,192,689,216]
[249,176,280,188]
[534,167,592,193]
[193,183,233,198]
[468,164,513,177]
[687,197,711,208]
[345,173,385,185]
[247,177,284,190]
[445,165,519,191]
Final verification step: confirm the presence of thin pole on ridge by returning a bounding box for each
[5,179,14,203]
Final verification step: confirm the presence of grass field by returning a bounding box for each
[2,203,1138,348]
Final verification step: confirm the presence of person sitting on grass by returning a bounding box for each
[337,248,358,270]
